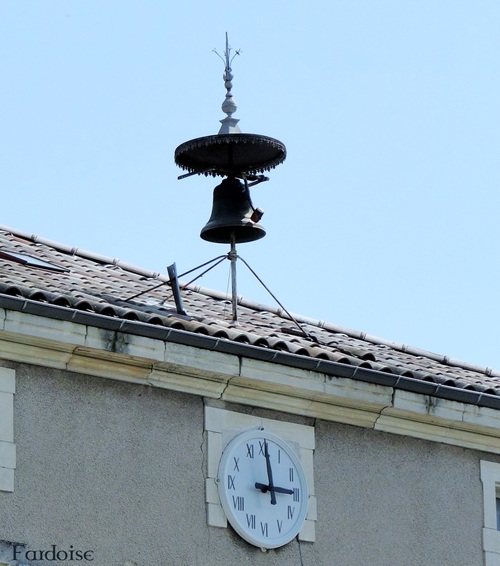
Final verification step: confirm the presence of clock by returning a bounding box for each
[217,428,309,549]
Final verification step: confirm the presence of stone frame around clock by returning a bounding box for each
[204,405,316,543]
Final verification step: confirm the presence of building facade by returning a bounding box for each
[0,226,499,565]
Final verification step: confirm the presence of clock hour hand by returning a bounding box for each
[255,482,294,495]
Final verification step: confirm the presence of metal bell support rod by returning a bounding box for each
[124,255,227,302]
[229,231,238,321]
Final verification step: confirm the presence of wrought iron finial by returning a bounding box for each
[175,34,286,179]
[214,33,241,134]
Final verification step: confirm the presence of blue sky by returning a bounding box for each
[1,1,500,369]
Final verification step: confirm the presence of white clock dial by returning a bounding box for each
[217,429,309,549]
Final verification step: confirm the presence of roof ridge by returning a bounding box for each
[0,224,164,280]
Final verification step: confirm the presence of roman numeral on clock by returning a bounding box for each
[258,440,265,456]
[246,514,256,529]
[232,495,244,511]
[227,475,235,490]
[247,513,255,529]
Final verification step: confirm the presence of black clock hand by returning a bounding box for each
[264,439,277,505]
[255,482,294,495]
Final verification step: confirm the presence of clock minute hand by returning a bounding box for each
[263,439,277,505]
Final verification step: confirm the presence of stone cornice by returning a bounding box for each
[1,308,500,454]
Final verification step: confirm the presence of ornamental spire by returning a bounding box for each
[214,33,242,134]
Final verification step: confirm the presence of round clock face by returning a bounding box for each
[217,429,308,549]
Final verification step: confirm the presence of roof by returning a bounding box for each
[1,224,500,408]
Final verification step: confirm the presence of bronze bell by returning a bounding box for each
[200,177,265,243]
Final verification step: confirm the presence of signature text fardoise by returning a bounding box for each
[13,544,94,562]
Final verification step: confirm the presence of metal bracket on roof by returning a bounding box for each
[167,263,187,316]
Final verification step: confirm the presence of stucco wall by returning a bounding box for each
[308,420,485,566]
[0,363,489,565]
